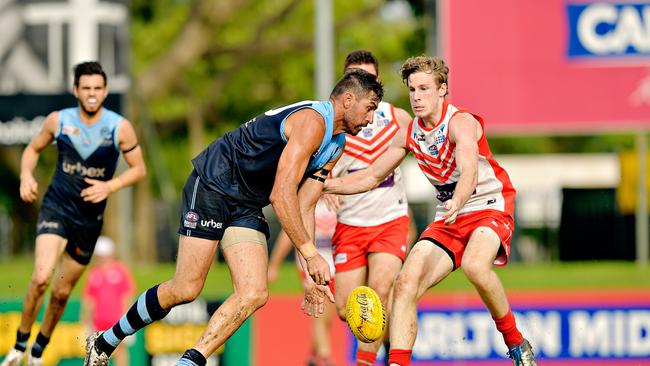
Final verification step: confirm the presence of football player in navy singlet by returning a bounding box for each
[85,69,383,366]
[1,62,146,366]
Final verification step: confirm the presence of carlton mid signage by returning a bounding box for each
[440,0,650,133]
[412,307,650,363]
[567,3,650,58]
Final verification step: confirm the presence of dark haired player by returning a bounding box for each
[84,69,383,366]
[1,61,146,366]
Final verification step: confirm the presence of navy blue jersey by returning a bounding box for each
[42,107,122,221]
[192,101,346,207]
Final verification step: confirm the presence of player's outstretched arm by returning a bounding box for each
[270,109,332,287]
[443,112,479,224]
[81,119,146,203]
[19,111,58,203]
[324,126,409,195]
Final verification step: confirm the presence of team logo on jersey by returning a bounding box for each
[414,132,426,142]
[362,128,373,138]
[100,127,112,139]
[100,127,113,146]
[184,211,199,229]
[428,144,439,156]
[375,110,390,127]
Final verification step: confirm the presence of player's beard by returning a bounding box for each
[79,100,103,117]
[343,110,363,136]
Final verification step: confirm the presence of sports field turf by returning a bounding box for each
[0,258,648,301]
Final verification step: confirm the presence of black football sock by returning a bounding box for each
[177,349,207,366]
[30,332,50,358]
[14,330,30,352]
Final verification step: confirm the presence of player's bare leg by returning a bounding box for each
[86,235,217,366]
[310,300,335,364]
[40,253,85,336]
[460,227,508,317]
[157,236,218,309]
[19,234,67,333]
[462,227,536,365]
[334,267,367,321]
[25,252,86,364]
[191,240,269,358]
[388,241,453,365]
[1,234,66,366]
[357,252,401,362]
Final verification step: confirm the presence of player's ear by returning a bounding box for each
[343,91,355,109]
[438,83,448,97]
[72,85,79,98]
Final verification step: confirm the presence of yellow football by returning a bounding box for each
[345,286,386,343]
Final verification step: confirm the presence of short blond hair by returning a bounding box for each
[400,56,449,96]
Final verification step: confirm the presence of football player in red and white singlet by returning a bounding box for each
[268,199,337,366]
[325,56,537,366]
[331,50,414,366]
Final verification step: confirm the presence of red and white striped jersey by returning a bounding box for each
[406,101,516,221]
[333,101,408,226]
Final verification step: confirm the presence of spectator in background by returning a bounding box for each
[82,236,135,366]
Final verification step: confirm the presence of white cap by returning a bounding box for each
[94,236,115,257]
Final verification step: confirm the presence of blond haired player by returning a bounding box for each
[331,50,413,365]
[325,55,537,366]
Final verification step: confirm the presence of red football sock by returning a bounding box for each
[493,309,524,348]
[388,349,412,366]
[356,350,377,365]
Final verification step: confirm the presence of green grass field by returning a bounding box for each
[0,257,648,301]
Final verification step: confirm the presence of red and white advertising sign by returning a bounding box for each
[440,0,650,134]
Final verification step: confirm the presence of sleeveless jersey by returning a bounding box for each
[192,101,346,207]
[332,101,408,227]
[406,101,516,221]
[42,107,123,220]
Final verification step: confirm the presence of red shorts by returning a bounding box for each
[332,215,410,273]
[419,210,514,269]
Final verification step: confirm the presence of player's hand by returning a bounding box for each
[19,173,39,203]
[305,254,332,286]
[81,178,112,203]
[442,198,461,225]
[322,193,344,211]
[300,280,334,317]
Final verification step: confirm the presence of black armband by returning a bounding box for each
[122,143,139,153]
[308,174,326,183]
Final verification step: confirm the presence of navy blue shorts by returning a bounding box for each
[178,170,270,241]
[36,205,102,265]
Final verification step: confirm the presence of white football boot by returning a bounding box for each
[0,349,25,366]
[26,353,42,366]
